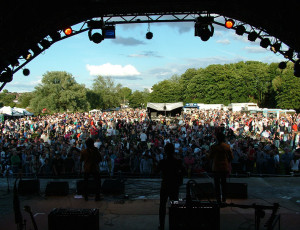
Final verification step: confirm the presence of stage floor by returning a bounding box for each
[0,177,300,230]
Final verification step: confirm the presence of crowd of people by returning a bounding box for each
[0,108,300,178]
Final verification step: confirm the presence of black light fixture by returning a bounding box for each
[0,68,13,83]
[146,22,153,40]
[278,61,287,69]
[49,31,61,42]
[88,29,104,44]
[271,42,281,53]
[22,51,32,60]
[23,68,30,76]
[294,60,300,77]
[235,25,246,36]
[30,44,42,56]
[40,39,51,50]
[146,31,153,39]
[195,16,214,41]
[260,38,270,48]
[248,31,258,42]
[284,48,294,59]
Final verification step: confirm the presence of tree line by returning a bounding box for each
[1,61,299,113]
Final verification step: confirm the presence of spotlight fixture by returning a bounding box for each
[103,25,116,39]
[195,16,214,41]
[278,61,287,69]
[294,60,300,77]
[248,31,258,42]
[10,59,19,67]
[64,27,73,36]
[88,29,103,44]
[146,31,153,39]
[260,38,270,48]
[271,42,281,53]
[23,68,30,76]
[30,44,42,56]
[284,48,294,59]
[0,68,13,83]
[49,31,61,42]
[40,39,51,49]
[225,19,235,29]
[22,51,32,60]
[235,25,246,36]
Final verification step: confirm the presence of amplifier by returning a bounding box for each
[48,208,99,230]
[169,201,220,230]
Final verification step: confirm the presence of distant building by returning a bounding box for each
[227,102,259,112]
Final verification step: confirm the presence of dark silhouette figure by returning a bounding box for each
[80,138,102,201]
[209,132,233,203]
[157,143,185,230]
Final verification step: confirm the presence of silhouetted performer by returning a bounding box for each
[209,132,233,203]
[80,138,102,201]
[157,143,185,230]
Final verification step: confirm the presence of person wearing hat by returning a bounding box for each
[80,138,102,201]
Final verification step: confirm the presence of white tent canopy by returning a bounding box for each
[147,102,183,111]
[0,106,33,116]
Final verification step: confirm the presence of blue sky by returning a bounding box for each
[5,20,286,93]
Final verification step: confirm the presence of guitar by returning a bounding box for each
[24,205,38,230]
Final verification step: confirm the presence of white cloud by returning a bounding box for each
[244,46,268,53]
[86,63,141,77]
[216,39,231,45]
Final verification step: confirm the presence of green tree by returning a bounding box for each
[118,87,132,105]
[150,79,182,103]
[18,92,34,108]
[272,62,300,110]
[91,76,122,109]
[30,71,89,113]
[0,90,16,107]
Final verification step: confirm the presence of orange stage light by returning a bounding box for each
[225,19,234,29]
[64,27,73,36]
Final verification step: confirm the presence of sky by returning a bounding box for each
[5,19,286,93]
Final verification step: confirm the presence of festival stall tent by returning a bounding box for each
[0,106,23,117]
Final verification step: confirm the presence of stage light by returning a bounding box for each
[195,17,214,42]
[40,39,51,49]
[225,19,234,29]
[146,31,153,39]
[88,29,103,44]
[284,48,294,59]
[30,44,42,55]
[64,27,72,36]
[103,26,116,39]
[0,68,13,83]
[248,31,258,42]
[235,25,246,36]
[49,31,61,42]
[260,38,270,48]
[271,42,281,53]
[10,59,19,67]
[278,62,287,69]
[23,68,30,76]
[294,60,300,77]
[22,51,32,60]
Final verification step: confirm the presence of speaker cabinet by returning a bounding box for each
[48,208,99,230]
[76,180,100,195]
[18,179,40,195]
[45,181,69,196]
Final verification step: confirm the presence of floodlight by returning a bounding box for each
[0,68,13,83]
[248,31,258,42]
[23,68,30,76]
[40,39,51,49]
[88,29,103,44]
[195,16,214,41]
[64,27,73,36]
[146,31,153,39]
[278,62,287,69]
[225,19,234,29]
[235,25,246,36]
[271,42,281,53]
[22,51,32,60]
[260,38,270,48]
[103,26,116,39]
[284,48,294,59]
